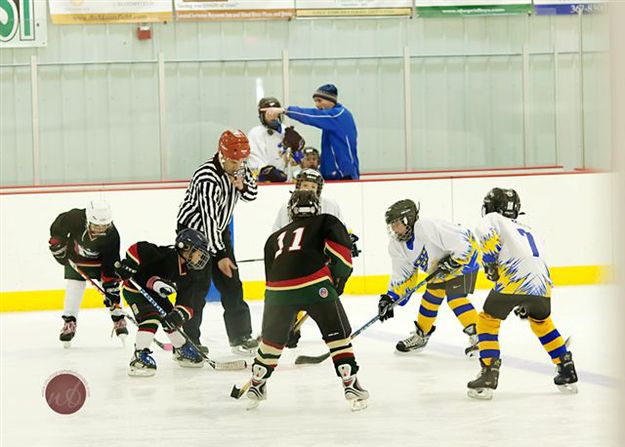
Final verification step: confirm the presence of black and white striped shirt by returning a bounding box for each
[177,153,257,259]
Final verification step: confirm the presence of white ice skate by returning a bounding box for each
[339,365,369,412]
[59,316,77,348]
[395,323,434,354]
[246,364,268,410]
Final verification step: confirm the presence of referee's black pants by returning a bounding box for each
[176,228,252,346]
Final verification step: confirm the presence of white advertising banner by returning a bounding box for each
[48,0,173,24]
[174,0,295,21]
[0,0,47,48]
[295,0,412,17]
[414,0,532,16]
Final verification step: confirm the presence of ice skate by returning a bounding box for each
[463,324,479,358]
[554,352,578,394]
[59,316,77,348]
[467,358,501,400]
[173,342,204,368]
[395,322,435,354]
[338,365,369,411]
[246,364,269,410]
[128,347,157,377]
[231,335,259,356]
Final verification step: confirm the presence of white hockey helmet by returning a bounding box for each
[86,199,113,236]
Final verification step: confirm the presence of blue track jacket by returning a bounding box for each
[286,104,359,180]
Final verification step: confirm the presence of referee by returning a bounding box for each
[176,129,259,355]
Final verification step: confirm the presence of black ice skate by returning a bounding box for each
[338,364,369,411]
[128,347,157,377]
[59,316,77,348]
[231,335,259,356]
[173,342,204,368]
[463,324,479,358]
[467,358,502,400]
[246,364,269,410]
[396,322,435,354]
[554,352,578,394]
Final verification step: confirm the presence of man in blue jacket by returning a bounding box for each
[263,84,360,180]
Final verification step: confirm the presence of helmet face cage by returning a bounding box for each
[288,190,321,221]
[295,169,324,196]
[176,229,210,270]
[86,200,112,237]
[258,97,282,130]
[385,200,419,242]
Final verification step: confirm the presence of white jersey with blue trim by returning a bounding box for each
[474,212,552,297]
[273,196,344,232]
[387,217,479,301]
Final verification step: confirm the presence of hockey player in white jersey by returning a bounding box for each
[467,188,578,399]
[377,199,480,356]
[247,97,305,182]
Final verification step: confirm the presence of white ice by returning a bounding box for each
[1,285,621,447]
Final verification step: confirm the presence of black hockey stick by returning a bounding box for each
[123,273,247,371]
[230,312,310,400]
[294,266,446,365]
[68,259,174,351]
[237,258,263,264]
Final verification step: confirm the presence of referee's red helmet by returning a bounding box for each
[218,129,250,161]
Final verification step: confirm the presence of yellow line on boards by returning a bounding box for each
[0,265,613,312]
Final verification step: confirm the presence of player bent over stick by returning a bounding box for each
[467,188,578,399]
[242,190,369,411]
[48,199,127,347]
[377,199,480,356]
[115,229,211,376]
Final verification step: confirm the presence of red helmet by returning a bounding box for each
[218,130,250,161]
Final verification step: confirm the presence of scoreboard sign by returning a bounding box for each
[0,0,47,48]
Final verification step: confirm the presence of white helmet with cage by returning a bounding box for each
[86,199,113,237]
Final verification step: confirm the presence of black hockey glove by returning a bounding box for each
[48,237,68,266]
[483,262,499,282]
[285,328,301,349]
[282,126,305,152]
[115,259,137,280]
[102,281,121,308]
[378,294,395,322]
[163,305,193,332]
[438,255,461,275]
[258,165,287,183]
[349,233,361,258]
[333,277,348,296]
[513,305,529,320]
[148,277,176,298]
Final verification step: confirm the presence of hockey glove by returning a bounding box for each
[147,277,176,298]
[49,237,68,265]
[349,233,361,258]
[438,255,461,275]
[291,148,304,164]
[378,294,396,322]
[102,281,121,308]
[285,328,301,349]
[258,165,287,183]
[162,305,193,332]
[282,126,305,152]
[513,305,529,320]
[115,259,138,280]
[483,262,499,282]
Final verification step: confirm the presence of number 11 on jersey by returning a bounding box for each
[275,227,305,258]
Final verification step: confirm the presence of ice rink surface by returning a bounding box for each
[1,285,620,447]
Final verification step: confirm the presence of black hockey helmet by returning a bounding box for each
[175,228,210,270]
[258,97,282,131]
[482,188,521,219]
[295,168,324,196]
[288,190,321,221]
[385,199,420,242]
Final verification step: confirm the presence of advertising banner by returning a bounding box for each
[174,0,295,21]
[0,0,47,48]
[414,0,532,17]
[48,0,172,25]
[294,0,412,18]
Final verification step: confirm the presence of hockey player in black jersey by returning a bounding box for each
[48,199,126,347]
[246,190,369,411]
[115,228,210,376]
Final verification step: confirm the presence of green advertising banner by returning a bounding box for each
[0,0,47,47]
[415,0,532,17]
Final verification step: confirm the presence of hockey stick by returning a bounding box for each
[230,312,311,400]
[294,266,446,365]
[237,258,263,264]
[67,259,174,351]
[122,273,247,371]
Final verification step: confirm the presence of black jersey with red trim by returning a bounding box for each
[263,213,353,305]
[122,242,189,292]
[50,208,120,282]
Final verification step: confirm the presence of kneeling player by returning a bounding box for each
[247,190,368,411]
[377,199,480,356]
[467,188,578,399]
[116,229,210,376]
[48,199,126,347]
